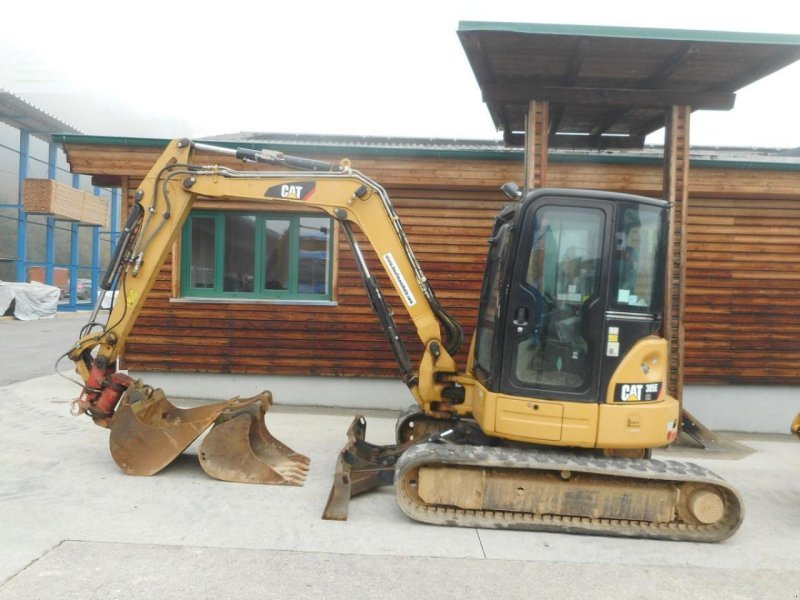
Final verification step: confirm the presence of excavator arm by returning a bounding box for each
[66,138,465,483]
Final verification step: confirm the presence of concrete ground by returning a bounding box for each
[0,311,86,386]
[1,367,799,600]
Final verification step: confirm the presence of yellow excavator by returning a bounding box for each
[65,138,743,542]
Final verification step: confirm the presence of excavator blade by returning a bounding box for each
[109,383,236,476]
[322,416,404,520]
[198,392,310,486]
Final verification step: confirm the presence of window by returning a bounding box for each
[610,203,666,314]
[181,211,333,300]
[513,205,605,391]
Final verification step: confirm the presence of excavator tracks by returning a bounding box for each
[395,443,743,542]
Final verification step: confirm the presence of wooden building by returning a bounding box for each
[58,136,800,388]
[54,24,800,432]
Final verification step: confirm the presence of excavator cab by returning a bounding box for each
[470,189,675,448]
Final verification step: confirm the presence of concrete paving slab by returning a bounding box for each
[1,373,799,599]
[1,540,797,600]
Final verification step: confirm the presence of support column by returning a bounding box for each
[46,143,58,286]
[663,105,691,407]
[91,186,102,303]
[524,100,549,190]
[15,131,30,282]
[110,188,121,255]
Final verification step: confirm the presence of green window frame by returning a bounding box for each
[181,210,333,301]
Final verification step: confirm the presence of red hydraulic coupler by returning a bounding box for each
[71,360,135,428]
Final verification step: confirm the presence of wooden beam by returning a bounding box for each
[549,133,645,149]
[91,174,123,188]
[578,44,700,140]
[645,43,700,89]
[550,40,590,135]
[483,84,735,110]
[524,100,549,189]
[663,105,691,408]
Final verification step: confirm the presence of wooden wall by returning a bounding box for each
[63,142,800,385]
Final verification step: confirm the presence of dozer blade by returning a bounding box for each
[198,392,309,486]
[322,416,405,520]
[109,382,237,476]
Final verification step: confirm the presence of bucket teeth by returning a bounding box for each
[198,393,310,486]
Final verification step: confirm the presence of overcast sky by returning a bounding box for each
[1,0,799,148]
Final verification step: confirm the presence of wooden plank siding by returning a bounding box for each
[62,142,800,385]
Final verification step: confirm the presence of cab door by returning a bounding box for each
[500,194,611,404]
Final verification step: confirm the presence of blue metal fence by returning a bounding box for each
[2,128,120,312]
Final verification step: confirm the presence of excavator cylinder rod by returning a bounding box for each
[395,443,744,543]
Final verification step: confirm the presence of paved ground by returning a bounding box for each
[1,368,799,599]
[0,312,86,386]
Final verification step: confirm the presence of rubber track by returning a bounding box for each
[395,443,744,542]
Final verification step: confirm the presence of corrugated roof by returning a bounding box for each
[0,89,82,141]
[203,131,512,154]
[53,132,800,171]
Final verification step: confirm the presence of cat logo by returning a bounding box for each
[265,181,316,201]
[614,382,662,402]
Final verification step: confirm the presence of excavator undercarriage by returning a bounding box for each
[323,413,743,542]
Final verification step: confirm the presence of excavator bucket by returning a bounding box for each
[198,392,310,486]
[109,382,237,476]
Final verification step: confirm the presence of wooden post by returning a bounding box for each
[524,100,549,190]
[663,105,691,407]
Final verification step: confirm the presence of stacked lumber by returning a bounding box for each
[23,179,109,227]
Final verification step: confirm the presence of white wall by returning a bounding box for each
[129,371,799,434]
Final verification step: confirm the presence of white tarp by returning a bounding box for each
[0,281,61,320]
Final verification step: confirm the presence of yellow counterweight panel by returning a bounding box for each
[596,397,679,448]
[469,382,600,447]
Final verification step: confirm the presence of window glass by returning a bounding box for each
[611,204,664,313]
[183,211,332,300]
[190,217,215,288]
[264,219,290,290]
[223,215,255,292]
[298,217,330,294]
[514,206,604,391]
[475,221,511,379]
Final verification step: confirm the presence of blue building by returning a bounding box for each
[0,89,120,310]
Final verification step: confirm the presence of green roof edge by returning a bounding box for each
[53,134,800,172]
[457,21,800,46]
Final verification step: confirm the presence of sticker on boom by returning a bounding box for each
[265,181,316,201]
[383,252,417,307]
[614,382,661,402]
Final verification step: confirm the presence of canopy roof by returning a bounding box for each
[0,89,81,141]
[458,22,800,149]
